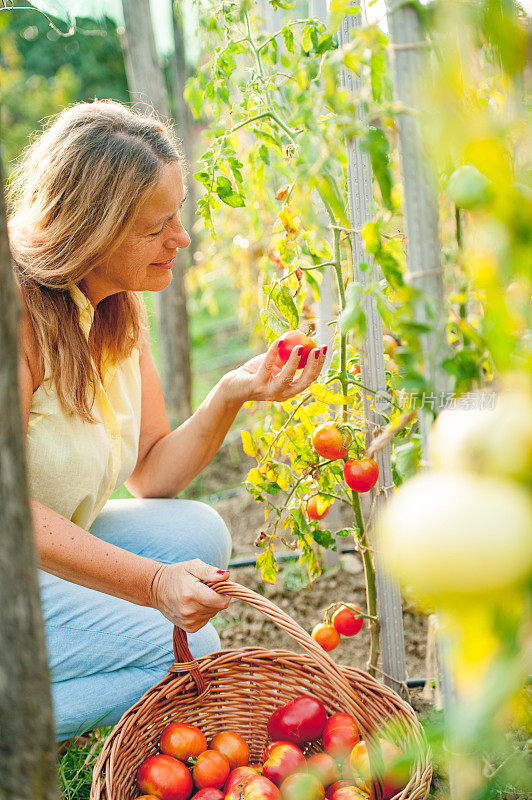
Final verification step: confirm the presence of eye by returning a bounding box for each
[148,228,164,237]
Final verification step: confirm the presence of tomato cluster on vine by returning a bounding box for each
[311,605,364,653]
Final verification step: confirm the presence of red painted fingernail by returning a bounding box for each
[322,346,328,355]
[297,346,303,355]
[217,570,227,574]
[314,349,320,359]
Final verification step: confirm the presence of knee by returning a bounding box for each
[189,502,232,570]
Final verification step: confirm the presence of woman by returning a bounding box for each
[9,100,327,742]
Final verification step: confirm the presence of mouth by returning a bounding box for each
[151,257,176,269]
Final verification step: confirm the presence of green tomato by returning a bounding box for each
[377,471,532,608]
[447,165,492,210]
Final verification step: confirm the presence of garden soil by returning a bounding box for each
[194,437,436,717]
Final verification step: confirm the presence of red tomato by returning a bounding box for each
[350,739,408,800]
[225,767,260,794]
[311,624,340,652]
[306,753,339,788]
[267,696,327,746]
[226,775,280,800]
[277,331,317,369]
[137,754,193,800]
[306,496,330,521]
[331,608,363,637]
[190,790,225,800]
[324,782,355,799]
[312,424,350,460]
[323,715,360,755]
[263,742,295,762]
[136,796,161,800]
[192,751,230,789]
[210,731,249,770]
[263,743,306,786]
[343,459,379,493]
[329,787,368,800]
[160,723,208,762]
[351,364,361,376]
[279,773,324,800]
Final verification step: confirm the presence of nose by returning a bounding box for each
[164,219,191,250]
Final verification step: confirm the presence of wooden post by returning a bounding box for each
[0,135,60,800]
[384,3,458,790]
[338,8,407,693]
[121,0,192,424]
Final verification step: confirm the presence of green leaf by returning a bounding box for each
[260,308,286,337]
[310,526,337,550]
[361,127,393,210]
[283,27,295,53]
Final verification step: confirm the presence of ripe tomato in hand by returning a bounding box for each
[193,751,231,789]
[311,623,340,652]
[137,754,193,800]
[305,496,330,521]
[312,424,350,460]
[343,459,379,493]
[160,723,208,762]
[279,773,324,800]
[307,753,339,788]
[332,607,363,637]
[267,695,327,746]
[323,713,360,761]
[277,331,317,369]
[210,731,249,770]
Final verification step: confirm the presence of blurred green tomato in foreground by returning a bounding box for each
[428,381,532,488]
[377,471,532,609]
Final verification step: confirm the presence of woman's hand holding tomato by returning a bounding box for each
[222,332,326,405]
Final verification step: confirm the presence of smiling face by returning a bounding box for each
[80,161,191,305]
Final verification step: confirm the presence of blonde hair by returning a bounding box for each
[7,99,184,422]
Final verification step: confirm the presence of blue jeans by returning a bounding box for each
[38,498,232,741]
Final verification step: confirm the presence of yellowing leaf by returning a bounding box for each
[241,430,257,457]
[247,468,263,487]
[295,406,315,434]
[311,384,357,405]
[277,470,291,491]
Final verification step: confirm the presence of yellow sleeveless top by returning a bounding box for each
[25,285,142,531]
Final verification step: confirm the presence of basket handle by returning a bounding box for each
[173,579,375,740]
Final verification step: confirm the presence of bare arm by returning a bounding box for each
[126,331,326,499]
[18,318,229,630]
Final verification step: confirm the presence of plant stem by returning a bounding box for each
[351,490,380,676]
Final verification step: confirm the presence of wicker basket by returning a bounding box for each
[91,580,432,800]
